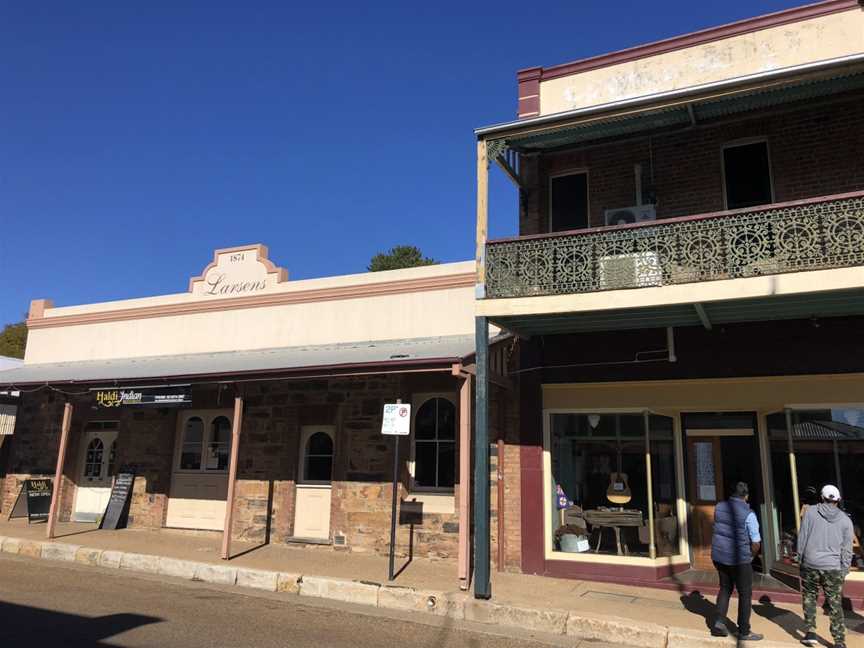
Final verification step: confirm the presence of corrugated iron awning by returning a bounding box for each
[0,335,477,387]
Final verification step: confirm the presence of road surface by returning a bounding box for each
[0,554,623,647]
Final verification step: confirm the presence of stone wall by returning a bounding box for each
[2,369,508,567]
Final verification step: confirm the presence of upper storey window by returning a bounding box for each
[549,171,589,232]
[723,140,773,210]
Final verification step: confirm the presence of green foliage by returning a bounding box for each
[0,321,27,359]
[368,245,438,272]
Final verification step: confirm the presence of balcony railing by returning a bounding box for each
[485,192,864,299]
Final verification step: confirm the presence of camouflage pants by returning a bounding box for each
[801,567,846,643]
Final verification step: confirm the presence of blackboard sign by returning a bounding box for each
[99,473,135,530]
[7,478,52,523]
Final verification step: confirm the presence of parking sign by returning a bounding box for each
[381,403,411,435]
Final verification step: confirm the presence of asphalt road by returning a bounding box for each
[0,555,621,648]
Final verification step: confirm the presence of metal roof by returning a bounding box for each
[0,336,476,387]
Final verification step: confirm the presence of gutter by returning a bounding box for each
[474,53,864,139]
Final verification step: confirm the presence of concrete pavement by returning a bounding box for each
[1,519,860,646]
[0,555,622,648]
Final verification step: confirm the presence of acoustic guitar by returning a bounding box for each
[606,472,632,505]
[606,421,632,505]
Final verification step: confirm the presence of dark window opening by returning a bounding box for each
[550,172,589,232]
[723,141,772,210]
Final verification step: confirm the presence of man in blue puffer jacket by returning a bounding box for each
[711,481,763,641]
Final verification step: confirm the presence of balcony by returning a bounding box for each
[485,192,864,300]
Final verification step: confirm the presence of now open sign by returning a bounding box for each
[381,403,411,436]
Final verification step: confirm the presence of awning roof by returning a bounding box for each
[491,288,864,336]
[0,335,476,387]
[477,55,864,152]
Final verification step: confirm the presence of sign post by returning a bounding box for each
[381,400,411,581]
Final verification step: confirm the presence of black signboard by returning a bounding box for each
[91,385,191,409]
[7,478,52,523]
[99,472,135,530]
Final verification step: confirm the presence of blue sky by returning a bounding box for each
[0,0,803,326]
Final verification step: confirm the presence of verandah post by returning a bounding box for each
[473,316,491,599]
[221,395,244,560]
[46,402,73,539]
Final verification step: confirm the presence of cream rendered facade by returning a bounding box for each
[26,245,476,363]
[537,9,864,116]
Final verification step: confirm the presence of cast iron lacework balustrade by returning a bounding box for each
[485,194,864,298]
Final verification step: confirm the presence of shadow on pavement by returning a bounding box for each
[0,601,161,647]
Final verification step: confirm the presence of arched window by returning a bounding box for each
[84,438,104,479]
[414,398,456,489]
[180,417,204,470]
[207,416,232,471]
[303,431,334,483]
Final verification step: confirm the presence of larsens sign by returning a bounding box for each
[92,386,192,408]
[189,245,288,298]
[204,272,267,296]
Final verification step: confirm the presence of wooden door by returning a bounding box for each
[687,437,724,570]
[293,426,334,540]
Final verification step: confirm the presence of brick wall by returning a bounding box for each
[519,91,864,234]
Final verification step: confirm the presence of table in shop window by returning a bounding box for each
[583,509,644,556]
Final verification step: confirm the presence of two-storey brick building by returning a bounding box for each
[471,0,864,602]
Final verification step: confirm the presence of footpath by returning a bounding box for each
[0,519,858,648]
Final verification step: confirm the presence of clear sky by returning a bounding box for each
[0,0,803,326]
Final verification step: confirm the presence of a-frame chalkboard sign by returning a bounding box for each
[99,472,135,530]
[7,478,52,523]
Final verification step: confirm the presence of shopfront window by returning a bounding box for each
[768,409,864,572]
[548,412,679,558]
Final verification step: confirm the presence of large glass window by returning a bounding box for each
[206,416,231,471]
[768,409,864,573]
[414,398,456,490]
[548,412,679,558]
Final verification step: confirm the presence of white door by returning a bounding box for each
[73,426,119,522]
[166,411,232,531]
[293,426,334,540]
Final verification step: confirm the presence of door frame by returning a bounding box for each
[682,412,764,572]
[73,421,119,520]
[293,425,336,540]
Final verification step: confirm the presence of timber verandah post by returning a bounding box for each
[474,136,492,599]
[46,402,74,539]
[221,394,244,560]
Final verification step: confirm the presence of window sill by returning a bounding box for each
[404,492,455,514]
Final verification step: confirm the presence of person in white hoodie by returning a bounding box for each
[797,484,853,648]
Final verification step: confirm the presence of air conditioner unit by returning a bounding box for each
[604,204,656,227]
[597,251,662,290]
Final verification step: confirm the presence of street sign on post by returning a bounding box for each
[381,403,411,436]
[382,401,411,581]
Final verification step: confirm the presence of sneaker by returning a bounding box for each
[711,623,729,637]
[833,643,846,648]
[801,632,818,646]
[738,632,764,641]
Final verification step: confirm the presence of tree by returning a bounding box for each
[0,321,27,359]
[368,245,438,272]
